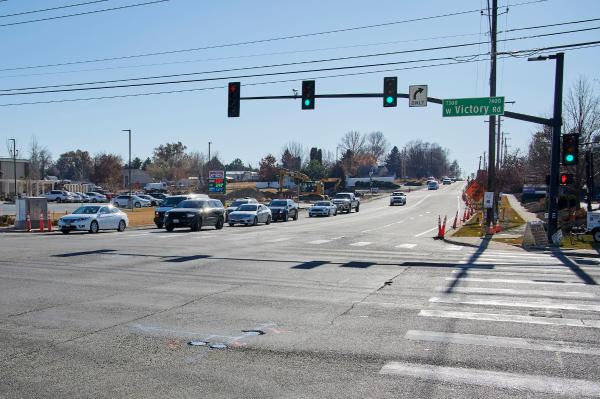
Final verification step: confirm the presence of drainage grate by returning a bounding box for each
[209,343,227,349]
[242,330,265,336]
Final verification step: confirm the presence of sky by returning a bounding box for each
[0,0,599,176]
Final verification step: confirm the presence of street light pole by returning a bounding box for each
[122,130,132,209]
[208,141,212,162]
[9,138,17,200]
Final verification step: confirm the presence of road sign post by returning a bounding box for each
[442,97,505,117]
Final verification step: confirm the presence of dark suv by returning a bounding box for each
[164,199,225,231]
[268,199,299,222]
[154,194,207,228]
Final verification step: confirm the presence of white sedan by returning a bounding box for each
[228,204,272,226]
[308,201,337,217]
[58,205,129,234]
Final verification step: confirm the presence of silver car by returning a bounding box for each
[228,204,272,226]
[308,201,337,217]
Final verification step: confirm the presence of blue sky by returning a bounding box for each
[0,0,599,176]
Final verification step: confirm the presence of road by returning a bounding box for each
[2,182,600,398]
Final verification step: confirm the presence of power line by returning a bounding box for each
[1,40,598,98]
[500,17,600,33]
[1,42,597,108]
[0,0,546,71]
[2,24,597,93]
[0,0,108,19]
[0,0,169,27]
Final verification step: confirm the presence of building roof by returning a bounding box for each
[0,157,29,163]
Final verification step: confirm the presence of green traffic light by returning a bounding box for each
[304,99,311,106]
[565,154,574,163]
[386,96,394,104]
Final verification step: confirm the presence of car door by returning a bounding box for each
[203,201,215,225]
[97,207,113,229]
[256,205,265,223]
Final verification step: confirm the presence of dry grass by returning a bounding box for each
[121,207,156,227]
[560,233,600,250]
[453,196,526,238]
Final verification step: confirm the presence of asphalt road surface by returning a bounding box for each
[2,182,600,398]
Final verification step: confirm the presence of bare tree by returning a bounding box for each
[28,136,52,180]
[526,125,552,183]
[339,131,366,155]
[366,131,389,162]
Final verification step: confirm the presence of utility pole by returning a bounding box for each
[208,141,212,163]
[487,0,498,226]
[9,139,17,200]
[478,155,482,171]
[586,148,594,212]
[122,130,132,209]
[496,117,502,170]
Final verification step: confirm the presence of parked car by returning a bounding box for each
[427,180,439,190]
[137,194,162,206]
[58,205,128,234]
[44,190,75,203]
[268,199,299,222]
[86,192,108,203]
[75,192,91,202]
[154,194,208,228]
[112,194,151,208]
[332,192,360,213]
[164,199,225,231]
[308,201,337,217]
[389,192,407,206]
[228,204,272,226]
[226,197,258,221]
[148,192,167,201]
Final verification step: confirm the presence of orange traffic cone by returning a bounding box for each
[47,213,52,232]
[487,221,494,235]
[39,212,45,232]
[452,211,459,229]
[441,215,447,237]
[494,219,502,233]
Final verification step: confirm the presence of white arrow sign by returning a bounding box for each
[409,85,428,107]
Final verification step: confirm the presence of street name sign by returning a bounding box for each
[409,85,427,107]
[443,96,504,117]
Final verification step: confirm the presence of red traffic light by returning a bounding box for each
[559,173,574,185]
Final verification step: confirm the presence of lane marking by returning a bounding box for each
[435,286,597,299]
[419,309,600,328]
[396,243,417,249]
[430,296,600,312]
[379,361,600,396]
[267,237,291,243]
[405,329,600,356]
[349,241,372,247]
[445,277,585,286]
[414,226,438,237]
[307,239,331,245]
[444,245,463,251]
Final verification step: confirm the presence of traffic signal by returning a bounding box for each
[301,80,315,110]
[383,77,397,107]
[560,173,574,185]
[227,82,240,117]
[562,133,579,165]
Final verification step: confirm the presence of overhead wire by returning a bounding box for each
[1,42,598,108]
[1,39,598,98]
[1,24,597,93]
[0,0,547,71]
[0,0,108,18]
[0,0,169,27]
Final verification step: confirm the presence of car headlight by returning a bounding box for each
[155,211,159,216]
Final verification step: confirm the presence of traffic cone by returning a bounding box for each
[441,215,447,237]
[487,221,494,235]
[47,213,52,232]
[26,214,31,232]
[462,208,468,222]
[452,211,458,229]
[494,219,502,233]
[437,215,442,238]
[39,212,45,233]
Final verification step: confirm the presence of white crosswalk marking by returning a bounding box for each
[429,296,600,312]
[444,277,586,286]
[267,237,291,243]
[435,286,597,299]
[379,361,600,396]
[349,241,372,247]
[307,239,331,245]
[395,243,417,249]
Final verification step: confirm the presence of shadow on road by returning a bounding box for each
[444,236,491,294]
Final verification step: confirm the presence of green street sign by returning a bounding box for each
[443,96,504,117]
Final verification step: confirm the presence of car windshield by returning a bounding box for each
[334,194,351,199]
[72,206,100,214]
[163,197,186,206]
[238,204,257,211]
[231,200,248,207]
[269,200,287,207]
[178,200,205,209]
[314,201,330,206]
[392,192,404,196]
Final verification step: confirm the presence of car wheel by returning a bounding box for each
[265,215,271,225]
[229,223,235,227]
[56,198,62,203]
[117,220,126,232]
[355,204,360,212]
[216,216,224,230]
[155,223,163,229]
[89,220,99,234]
[61,229,70,234]
[253,217,258,226]
[293,211,298,221]
[166,224,174,232]
[283,213,288,222]
[334,210,337,216]
[191,218,202,232]
[92,199,97,203]
[309,213,313,217]
[593,229,600,243]
[134,202,141,208]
